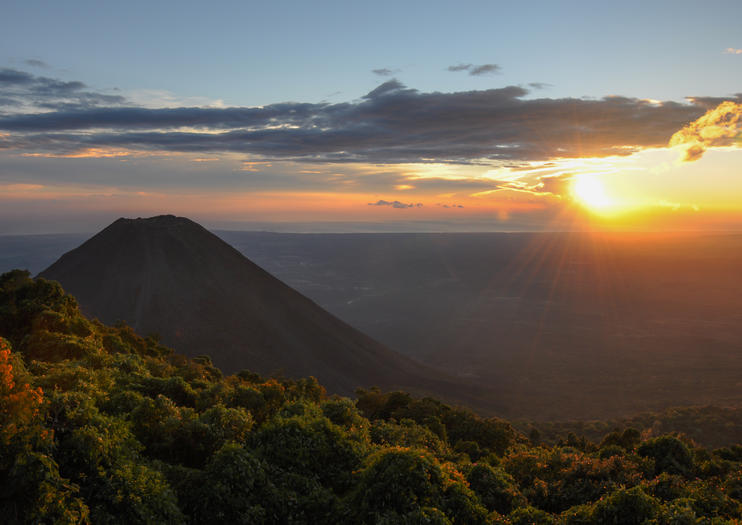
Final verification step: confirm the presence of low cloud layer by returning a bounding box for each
[0,68,737,166]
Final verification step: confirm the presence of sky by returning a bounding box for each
[1,0,741,233]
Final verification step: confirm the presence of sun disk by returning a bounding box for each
[571,174,614,212]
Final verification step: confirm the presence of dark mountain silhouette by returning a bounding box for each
[39,215,494,406]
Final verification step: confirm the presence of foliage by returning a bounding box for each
[637,435,694,476]
[1,270,742,523]
[465,462,525,514]
[525,405,742,450]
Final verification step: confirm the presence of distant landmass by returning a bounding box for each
[5,226,741,419]
[39,215,494,409]
[219,230,742,420]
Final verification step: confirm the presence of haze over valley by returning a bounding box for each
[223,231,742,419]
[4,227,741,420]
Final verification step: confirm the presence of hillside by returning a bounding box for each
[1,270,742,524]
[38,215,492,408]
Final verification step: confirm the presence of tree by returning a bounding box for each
[0,338,89,524]
[350,448,488,524]
[638,436,694,476]
[590,486,660,524]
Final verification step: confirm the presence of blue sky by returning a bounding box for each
[4,0,741,105]
[1,1,742,233]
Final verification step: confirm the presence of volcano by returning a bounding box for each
[39,215,491,404]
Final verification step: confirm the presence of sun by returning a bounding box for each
[570,174,614,212]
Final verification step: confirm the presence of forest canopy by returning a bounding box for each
[1,269,741,524]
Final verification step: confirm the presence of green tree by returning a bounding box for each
[590,486,660,524]
[349,448,488,524]
[638,436,694,476]
[252,412,364,493]
[465,462,525,514]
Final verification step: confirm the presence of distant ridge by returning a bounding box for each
[39,215,493,405]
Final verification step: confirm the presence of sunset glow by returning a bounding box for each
[1,2,741,233]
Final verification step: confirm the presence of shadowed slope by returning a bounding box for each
[39,215,492,405]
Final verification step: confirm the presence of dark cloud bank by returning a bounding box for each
[1,68,737,165]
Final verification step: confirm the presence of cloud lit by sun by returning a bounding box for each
[669,101,742,162]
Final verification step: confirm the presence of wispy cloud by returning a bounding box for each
[470,64,500,76]
[447,63,501,75]
[24,59,49,68]
[0,183,44,191]
[371,68,400,77]
[368,200,423,208]
[724,47,742,54]
[124,89,225,109]
[20,147,134,159]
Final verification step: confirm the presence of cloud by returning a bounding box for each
[21,147,133,159]
[448,63,501,75]
[684,94,742,109]
[724,48,742,55]
[363,79,408,98]
[528,82,552,90]
[24,59,49,68]
[668,101,742,161]
[0,69,724,166]
[372,68,399,76]
[368,200,423,208]
[469,64,500,76]
[536,174,573,195]
[0,183,44,191]
[0,68,125,112]
[0,69,34,84]
[437,203,464,208]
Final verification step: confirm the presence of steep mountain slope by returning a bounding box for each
[39,215,490,404]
